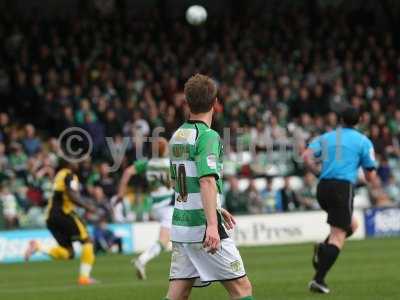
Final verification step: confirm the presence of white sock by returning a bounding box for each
[36,243,50,255]
[36,244,45,253]
[80,263,92,278]
[138,242,162,265]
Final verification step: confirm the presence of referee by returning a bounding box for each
[302,107,377,294]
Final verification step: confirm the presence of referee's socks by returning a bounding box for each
[314,243,340,283]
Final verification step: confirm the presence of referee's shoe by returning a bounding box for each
[309,280,330,294]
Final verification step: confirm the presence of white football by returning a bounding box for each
[186,5,208,26]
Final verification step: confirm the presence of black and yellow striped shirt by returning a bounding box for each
[48,168,79,215]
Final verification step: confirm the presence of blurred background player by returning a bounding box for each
[25,159,97,285]
[117,137,174,280]
[303,107,377,294]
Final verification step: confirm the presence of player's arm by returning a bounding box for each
[117,165,137,199]
[65,174,95,213]
[116,160,148,203]
[302,149,320,177]
[199,175,220,253]
[364,169,377,182]
[361,138,378,183]
[302,136,322,177]
[196,131,222,254]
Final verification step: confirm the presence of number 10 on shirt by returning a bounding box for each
[171,164,188,202]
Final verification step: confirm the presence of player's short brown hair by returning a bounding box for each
[184,74,217,114]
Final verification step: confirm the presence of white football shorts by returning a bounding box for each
[151,205,173,229]
[169,238,246,287]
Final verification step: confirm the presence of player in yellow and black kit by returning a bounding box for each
[25,164,97,285]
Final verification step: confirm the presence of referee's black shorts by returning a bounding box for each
[317,179,354,232]
[46,211,90,249]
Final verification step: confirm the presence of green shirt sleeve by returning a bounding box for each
[134,160,148,175]
[195,130,221,179]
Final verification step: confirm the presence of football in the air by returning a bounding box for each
[186,5,208,26]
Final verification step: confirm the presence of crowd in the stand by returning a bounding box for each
[1,7,400,229]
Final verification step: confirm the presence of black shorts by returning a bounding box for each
[46,211,89,248]
[317,179,354,232]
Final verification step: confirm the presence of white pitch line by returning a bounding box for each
[0,280,161,294]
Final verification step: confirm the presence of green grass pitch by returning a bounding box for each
[1,238,399,300]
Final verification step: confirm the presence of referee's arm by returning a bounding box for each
[303,149,320,177]
[302,136,322,177]
[363,169,377,183]
[64,174,96,213]
[360,138,378,183]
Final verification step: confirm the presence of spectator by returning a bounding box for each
[88,162,117,199]
[0,185,19,229]
[90,185,114,223]
[93,220,123,254]
[104,110,122,138]
[250,120,269,150]
[369,177,392,207]
[0,113,10,139]
[370,124,385,156]
[260,177,278,213]
[123,110,150,138]
[0,142,8,171]
[21,124,42,156]
[385,175,400,206]
[224,177,248,214]
[82,113,105,155]
[75,99,97,125]
[377,157,392,186]
[8,143,28,177]
[388,110,400,137]
[276,176,300,212]
[246,179,264,214]
[298,172,319,210]
[57,106,75,133]
[265,115,287,143]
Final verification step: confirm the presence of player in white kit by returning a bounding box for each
[118,137,174,279]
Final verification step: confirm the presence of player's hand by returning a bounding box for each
[220,208,236,230]
[203,225,220,254]
[311,166,321,178]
